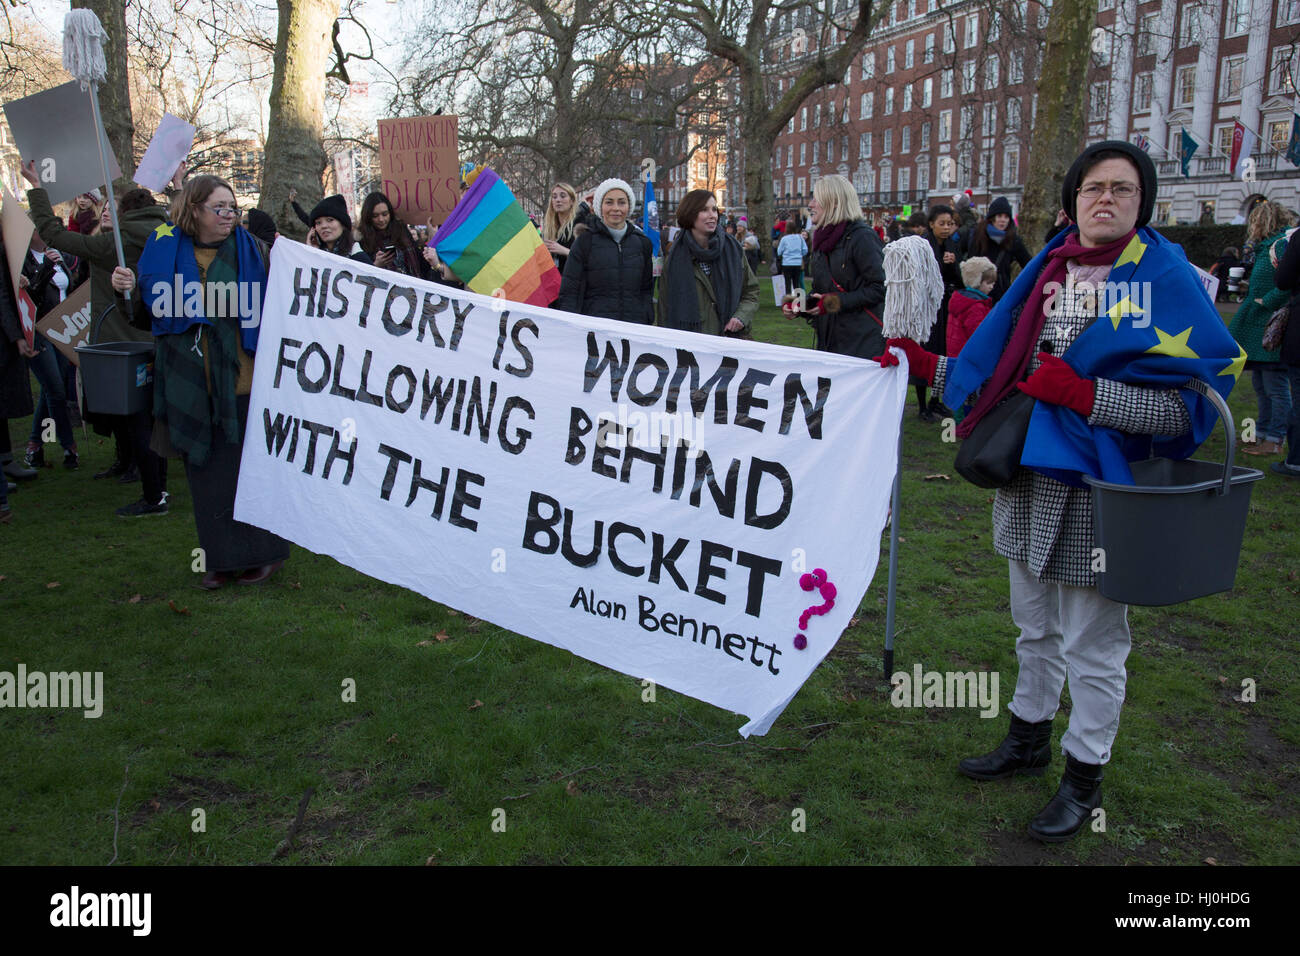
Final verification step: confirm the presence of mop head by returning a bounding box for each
[882,233,943,342]
[63,9,108,87]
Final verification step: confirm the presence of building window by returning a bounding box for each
[924,33,935,63]
[887,47,896,73]
[800,106,807,130]
[1179,4,1201,46]
[1133,72,1153,112]
[920,121,931,151]
[842,135,849,161]
[1137,14,1158,58]
[979,150,993,187]
[983,102,997,137]
[922,77,933,108]
[985,55,999,90]
[885,87,894,114]
[960,105,974,139]
[813,141,820,164]
[1010,51,1024,84]
[1089,82,1107,121]
[1225,0,1249,36]
[917,162,929,193]
[1216,125,1235,158]
[901,125,911,153]
[884,129,893,155]
[965,15,978,49]
[1273,48,1297,96]
[786,145,793,167]
[944,25,955,54]
[788,116,795,133]
[1006,98,1021,131]
[939,109,952,142]
[941,68,954,99]
[902,84,913,111]
[798,176,806,196]
[906,40,915,69]
[880,167,891,196]
[861,131,872,158]
[962,61,976,94]
[1176,65,1196,106]
[800,142,807,165]
[898,167,910,198]
[1004,146,1019,185]
[814,103,822,127]
[1281,0,1300,26]
[1221,55,1246,100]
[1269,119,1292,153]
[861,52,875,80]
[861,91,874,119]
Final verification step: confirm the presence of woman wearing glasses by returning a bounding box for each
[884,142,1243,842]
[111,175,290,587]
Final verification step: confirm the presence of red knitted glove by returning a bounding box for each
[881,338,938,383]
[1016,353,1095,416]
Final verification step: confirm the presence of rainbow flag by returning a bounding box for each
[430,168,560,306]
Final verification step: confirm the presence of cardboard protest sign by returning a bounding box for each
[135,114,196,192]
[237,241,906,736]
[1192,263,1219,303]
[771,273,786,307]
[1,186,36,347]
[35,282,92,365]
[3,81,123,204]
[377,114,459,226]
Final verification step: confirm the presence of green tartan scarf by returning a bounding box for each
[153,237,244,467]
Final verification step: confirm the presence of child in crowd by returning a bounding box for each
[946,256,996,357]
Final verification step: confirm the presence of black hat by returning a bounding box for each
[308,194,351,232]
[1062,140,1157,228]
[987,196,1013,220]
[246,208,278,246]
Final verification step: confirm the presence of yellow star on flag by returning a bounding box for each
[1107,295,1147,330]
[1145,326,1199,359]
[1113,234,1147,268]
[153,223,175,238]
[1218,344,1247,381]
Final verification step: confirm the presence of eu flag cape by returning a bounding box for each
[137,223,268,353]
[944,226,1246,487]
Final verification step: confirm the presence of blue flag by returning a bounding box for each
[1180,128,1199,177]
[642,176,661,256]
[945,227,1246,487]
[1287,114,1300,168]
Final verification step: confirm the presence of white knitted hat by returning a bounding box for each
[592,178,635,216]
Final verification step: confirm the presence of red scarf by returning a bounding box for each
[956,228,1136,438]
[812,221,847,254]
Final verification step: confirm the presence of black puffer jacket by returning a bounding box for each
[807,219,887,359]
[556,219,654,324]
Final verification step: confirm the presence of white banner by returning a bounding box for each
[236,241,907,735]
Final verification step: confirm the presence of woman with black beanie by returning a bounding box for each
[962,195,1031,302]
[307,195,371,264]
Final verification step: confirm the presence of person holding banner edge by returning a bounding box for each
[880,141,1244,842]
[111,174,290,587]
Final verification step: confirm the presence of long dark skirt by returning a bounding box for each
[184,394,291,573]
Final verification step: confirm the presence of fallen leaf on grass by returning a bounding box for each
[386,733,399,743]
[128,594,142,604]
[435,630,451,643]
[468,699,483,711]
[446,609,460,616]
[168,600,191,615]
[1204,857,1218,866]
[416,640,435,647]
[150,799,161,811]
[565,780,581,797]
[923,473,950,481]
[0,575,6,581]
[466,618,482,632]
[848,617,860,627]
[289,581,302,590]
[425,855,438,866]
[46,581,60,589]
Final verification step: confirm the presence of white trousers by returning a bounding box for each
[1006,560,1131,765]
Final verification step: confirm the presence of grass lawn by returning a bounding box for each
[2,275,1297,865]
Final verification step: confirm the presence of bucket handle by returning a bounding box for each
[90,302,119,344]
[1185,379,1234,496]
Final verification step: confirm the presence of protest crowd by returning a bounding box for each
[1,120,1292,845]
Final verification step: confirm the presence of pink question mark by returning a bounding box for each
[793,568,837,650]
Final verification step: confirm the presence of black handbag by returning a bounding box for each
[953,389,1036,488]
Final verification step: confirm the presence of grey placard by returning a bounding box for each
[4,81,124,204]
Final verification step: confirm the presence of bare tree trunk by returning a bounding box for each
[260,0,341,238]
[1021,0,1100,245]
[72,0,135,190]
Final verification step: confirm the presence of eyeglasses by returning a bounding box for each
[1078,182,1140,200]
[200,203,240,218]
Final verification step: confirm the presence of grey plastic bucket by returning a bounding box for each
[1084,383,1263,606]
[74,341,154,416]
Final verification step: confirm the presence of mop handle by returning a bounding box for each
[86,82,130,303]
